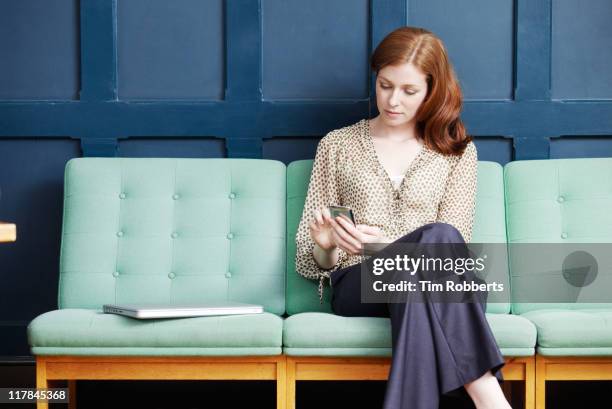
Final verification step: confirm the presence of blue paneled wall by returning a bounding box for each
[551,0,612,100]
[117,0,225,100]
[262,0,370,100]
[0,0,79,100]
[1,0,612,358]
[408,0,515,100]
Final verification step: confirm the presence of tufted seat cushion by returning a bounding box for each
[28,309,283,356]
[282,312,536,357]
[520,308,612,355]
[283,312,391,356]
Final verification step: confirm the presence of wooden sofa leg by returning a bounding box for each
[286,358,297,409]
[524,356,536,409]
[35,357,49,409]
[68,380,77,409]
[277,356,287,409]
[535,355,546,409]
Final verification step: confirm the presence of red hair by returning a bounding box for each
[371,27,471,156]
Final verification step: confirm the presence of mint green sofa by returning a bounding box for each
[28,158,289,409]
[27,156,612,409]
[284,161,536,409]
[503,158,612,408]
[285,161,536,356]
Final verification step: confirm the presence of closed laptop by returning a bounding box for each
[103,302,263,319]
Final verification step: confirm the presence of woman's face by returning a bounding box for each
[375,62,429,128]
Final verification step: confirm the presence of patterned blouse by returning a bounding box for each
[294,119,478,304]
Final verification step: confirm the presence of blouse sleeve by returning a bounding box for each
[295,133,348,303]
[436,141,478,242]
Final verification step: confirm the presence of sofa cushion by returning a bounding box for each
[58,158,286,315]
[521,308,612,355]
[282,312,535,357]
[485,313,537,355]
[28,309,283,356]
[504,158,612,314]
[286,161,511,315]
[283,312,391,356]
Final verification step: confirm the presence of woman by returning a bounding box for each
[295,27,511,409]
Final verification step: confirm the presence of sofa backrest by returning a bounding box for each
[286,160,332,314]
[58,158,286,315]
[472,162,511,313]
[286,160,510,315]
[505,158,612,314]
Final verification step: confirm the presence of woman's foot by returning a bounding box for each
[464,370,512,409]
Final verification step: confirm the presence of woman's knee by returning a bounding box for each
[420,222,465,244]
[395,222,465,244]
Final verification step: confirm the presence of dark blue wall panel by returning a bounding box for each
[117,0,225,100]
[550,137,612,159]
[407,0,514,101]
[118,138,225,158]
[473,138,513,165]
[262,0,369,99]
[551,0,612,100]
[0,0,79,100]
[0,139,81,356]
[262,137,320,165]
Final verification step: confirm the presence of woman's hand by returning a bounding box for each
[308,207,338,251]
[329,215,391,256]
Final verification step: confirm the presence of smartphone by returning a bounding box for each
[328,205,356,225]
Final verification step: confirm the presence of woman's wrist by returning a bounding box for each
[313,243,339,269]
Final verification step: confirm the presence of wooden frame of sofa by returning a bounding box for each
[34,355,534,409]
[286,356,535,409]
[536,355,612,408]
[35,355,287,409]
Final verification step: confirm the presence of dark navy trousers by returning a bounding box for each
[330,223,505,409]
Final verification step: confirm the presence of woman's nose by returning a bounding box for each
[388,89,400,106]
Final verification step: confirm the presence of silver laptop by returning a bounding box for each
[103,301,263,319]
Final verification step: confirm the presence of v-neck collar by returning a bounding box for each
[362,119,430,191]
